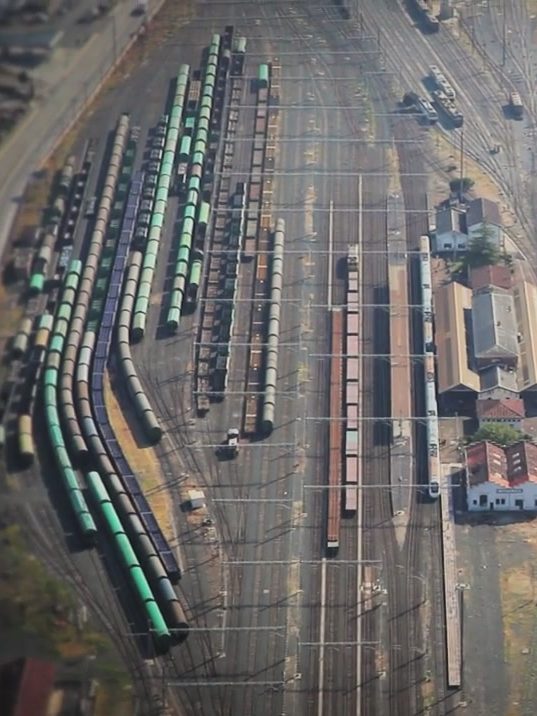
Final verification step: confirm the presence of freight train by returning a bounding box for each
[419,235,440,499]
[408,0,440,32]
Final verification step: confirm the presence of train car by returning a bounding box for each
[327,308,344,553]
[510,91,523,119]
[186,249,204,307]
[403,91,438,124]
[429,65,455,99]
[432,90,463,128]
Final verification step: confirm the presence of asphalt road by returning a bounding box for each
[0,0,163,261]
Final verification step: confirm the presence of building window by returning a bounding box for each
[495,499,501,504]
[501,499,506,505]
[479,495,487,506]
[473,499,477,505]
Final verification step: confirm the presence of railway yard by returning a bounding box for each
[3,0,537,715]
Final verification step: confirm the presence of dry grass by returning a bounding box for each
[103,372,174,542]
[497,520,537,714]
[430,130,517,231]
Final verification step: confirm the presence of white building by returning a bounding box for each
[466,440,537,512]
[434,206,467,252]
[466,197,503,249]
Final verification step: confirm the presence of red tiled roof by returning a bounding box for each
[469,264,511,291]
[465,440,537,487]
[476,398,525,420]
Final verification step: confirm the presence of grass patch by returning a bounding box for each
[103,371,173,541]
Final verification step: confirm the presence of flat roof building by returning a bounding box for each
[434,281,480,394]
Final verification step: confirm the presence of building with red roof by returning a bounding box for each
[469,264,512,292]
[465,440,537,511]
[476,398,525,429]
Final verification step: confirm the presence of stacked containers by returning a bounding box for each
[261,218,284,435]
[166,36,220,332]
[43,259,97,541]
[131,64,190,342]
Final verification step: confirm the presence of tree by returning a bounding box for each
[449,177,474,194]
[470,422,526,447]
[462,222,500,271]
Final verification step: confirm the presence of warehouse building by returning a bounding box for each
[434,281,480,394]
[466,440,537,512]
[512,281,537,392]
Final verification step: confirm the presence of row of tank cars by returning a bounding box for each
[3,27,248,653]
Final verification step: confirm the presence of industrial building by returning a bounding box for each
[465,440,537,512]
[434,278,537,403]
[434,197,503,253]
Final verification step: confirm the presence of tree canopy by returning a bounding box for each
[462,222,500,271]
[449,177,474,194]
[470,422,526,447]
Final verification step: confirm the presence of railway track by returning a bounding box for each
[17,503,159,712]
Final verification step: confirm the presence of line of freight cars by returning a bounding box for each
[43,173,188,649]
[326,247,361,553]
[29,149,94,294]
[167,36,222,332]
[43,262,186,649]
[419,235,440,499]
[261,218,284,435]
[60,115,130,461]
[344,247,360,514]
[327,308,344,554]
[28,155,76,295]
[243,65,278,434]
[132,63,190,341]
[194,70,245,413]
[167,26,235,330]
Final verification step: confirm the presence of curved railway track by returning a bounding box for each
[19,503,158,712]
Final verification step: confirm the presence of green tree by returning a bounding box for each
[470,422,526,447]
[462,222,500,271]
[449,177,474,194]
